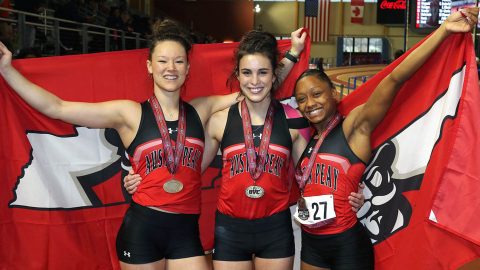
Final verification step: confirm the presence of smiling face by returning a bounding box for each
[294,75,338,130]
[237,53,276,105]
[147,40,189,93]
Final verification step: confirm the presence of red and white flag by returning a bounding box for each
[338,32,480,269]
[3,29,480,269]
[0,39,310,269]
[304,0,330,42]
[351,0,365,24]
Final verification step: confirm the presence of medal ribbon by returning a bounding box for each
[149,96,186,175]
[295,113,342,193]
[241,100,276,180]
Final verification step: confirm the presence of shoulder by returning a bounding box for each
[187,97,204,112]
[210,107,229,124]
[184,101,200,115]
[104,99,141,117]
[106,100,142,144]
[109,99,142,107]
[118,99,142,118]
[343,104,365,136]
[186,99,209,127]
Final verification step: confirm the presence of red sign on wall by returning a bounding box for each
[377,0,406,24]
[380,0,406,10]
[351,0,365,24]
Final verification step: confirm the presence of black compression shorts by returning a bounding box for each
[116,202,204,264]
[212,209,295,261]
[301,222,374,270]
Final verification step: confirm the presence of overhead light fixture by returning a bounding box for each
[254,4,261,13]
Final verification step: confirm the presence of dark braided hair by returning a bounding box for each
[294,68,335,93]
[149,19,192,60]
[228,30,283,92]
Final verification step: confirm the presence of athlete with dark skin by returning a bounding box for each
[292,8,478,270]
[125,30,365,270]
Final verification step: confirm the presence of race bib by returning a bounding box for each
[293,195,336,228]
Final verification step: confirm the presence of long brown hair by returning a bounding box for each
[227,30,284,93]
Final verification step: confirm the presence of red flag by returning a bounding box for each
[0,39,310,268]
[428,34,480,247]
[304,0,330,42]
[338,33,480,269]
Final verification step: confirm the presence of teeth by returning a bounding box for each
[308,108,322,116]
[164,75,178,80]
[249,87,263,93]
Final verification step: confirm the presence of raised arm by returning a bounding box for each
[0,42,139,143]
[276,28,307,85]
[189,92,240,127]
[190,29,305,126]
[346,8,478,156]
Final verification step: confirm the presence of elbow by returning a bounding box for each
[386,73,403,86]
[43,99,66,120]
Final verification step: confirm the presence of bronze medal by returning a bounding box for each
[163,179,184,193]
[297,196,309,220]
[149,96,187,194]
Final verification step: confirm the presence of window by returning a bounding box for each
[343,37,383,53]
[369,38,382,53]
[343,38,354,53]
[354,38,368,52]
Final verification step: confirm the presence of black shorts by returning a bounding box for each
[116,202,204,264]
[213,209,295,261]
[301,222,374,270]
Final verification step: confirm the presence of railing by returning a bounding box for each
[334,75,371,98]
[334,83,348,99]
[0,7,148,56]
[347,75,370,92]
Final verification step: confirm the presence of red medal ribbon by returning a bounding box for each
[149,96,186,176]
[295,113,342,193]
[241,100,276,180]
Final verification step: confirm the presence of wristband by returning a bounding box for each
[284,50,299,63]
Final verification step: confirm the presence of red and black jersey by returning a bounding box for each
[299,122,366,235]
[218,102,293,219]
[128,101,204,214]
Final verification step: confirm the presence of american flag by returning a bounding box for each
[304,0,330,42]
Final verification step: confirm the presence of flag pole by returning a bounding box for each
[295,0,299,29]
[475,0,479,56]
[340,0,344,37]
[403,0,409,52]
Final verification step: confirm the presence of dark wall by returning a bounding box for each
[153,0,254,42]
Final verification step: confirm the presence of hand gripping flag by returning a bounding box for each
[0,38,310,269]
[338,33,480,269]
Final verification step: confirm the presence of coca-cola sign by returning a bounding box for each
[377,0,406,24]
[380,0,406,10]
